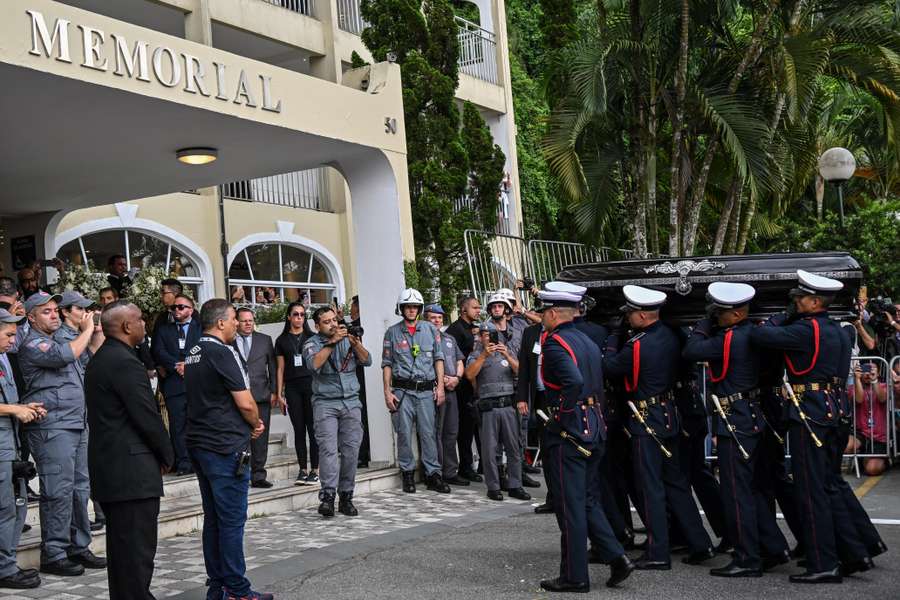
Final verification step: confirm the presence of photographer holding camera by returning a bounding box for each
[303,306,371,518]
[0,308,45,589]
[867,297,900,362]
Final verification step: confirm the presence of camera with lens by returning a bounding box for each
[868,297,896,331]
[12,460,36,482]
[344,319,364,338]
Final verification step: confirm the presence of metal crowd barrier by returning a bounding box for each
[701,355,896,478]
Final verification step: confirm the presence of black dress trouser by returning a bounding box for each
[250,402,272,482]
[101,497,160,600]
[285,381,318,469]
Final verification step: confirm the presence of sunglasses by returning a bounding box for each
[291,312,306,318]
[171,304,193,311]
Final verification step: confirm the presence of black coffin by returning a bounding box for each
[556,252,862,326]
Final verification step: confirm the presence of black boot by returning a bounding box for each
[338,491,358,516]
[318,491,335,518]
[425,472,451,493]
[606,554,635,587]
[401,470,416,493]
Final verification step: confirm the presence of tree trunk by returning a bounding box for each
[681,2,779,255]
[647,92,660,256]
[815,174,825,219]
[725,184,743,254]
[713,175,741,254]
[735,191,757,253]
[668,0,689,257]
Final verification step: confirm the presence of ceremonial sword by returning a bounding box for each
[626,401,672,458]
[781,375,823,448]
[710,394,750,460]
[536,409,592,457]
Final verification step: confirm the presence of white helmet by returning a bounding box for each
[396,288,424,315]
[497,287,517,305]
[486,292,513,312]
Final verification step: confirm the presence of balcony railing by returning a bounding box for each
[337,0,368,34]
[259,0,314,17]
[455,194,512,235]
[221,167,332,212]
[456,17,498,84]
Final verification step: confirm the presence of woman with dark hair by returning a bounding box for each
[275,301,319,485]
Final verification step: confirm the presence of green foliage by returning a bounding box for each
[760,199,900,296]
[254,302,289,325]
[462,102,505,231]
[403,260,421,290]
[350,51,369,68]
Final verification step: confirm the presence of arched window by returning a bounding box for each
[228,242,337,305]
[56,229,204,299]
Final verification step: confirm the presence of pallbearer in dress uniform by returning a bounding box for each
[750,270,871,583]
[536,285,634,593]
[603,285,714,570]
[683,282,789,577]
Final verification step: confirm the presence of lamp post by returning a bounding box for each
[817,147,856,227]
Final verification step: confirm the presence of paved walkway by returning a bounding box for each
[5,468,900,600]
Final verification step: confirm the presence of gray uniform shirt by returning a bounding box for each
[0,355,20,461]
[466,345,517,400]
[381,321,445,381]
[440,334,464,378]
[19,326,86,430]
[303,334,372,405]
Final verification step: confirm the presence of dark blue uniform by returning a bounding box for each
[574,318,628,541]
[542,321,622,586]
[603,321,712,564]
[684,319,788,569]
[750,311,866,573]
[829,325,886,558]
[673,328,727,547]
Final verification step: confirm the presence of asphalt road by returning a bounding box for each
[268,476,900,600]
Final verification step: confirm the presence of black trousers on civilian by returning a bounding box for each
[285,381,318,469]
[101,497,160,600]
[250,402,272,482]
[455,380,481,472]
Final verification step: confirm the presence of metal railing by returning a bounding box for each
[337,0,368,34]
[528,240,604,287]
[456,17,498,84]
[221,167,332,212]
[260,0,315,17]
[455,195,513,236]
[463,230,531,306]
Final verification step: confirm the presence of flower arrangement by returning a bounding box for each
[128,266,176,317]
[52,264,107,301]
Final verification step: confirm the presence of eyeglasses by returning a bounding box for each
[291,312,306,318]
[171,304,193,311]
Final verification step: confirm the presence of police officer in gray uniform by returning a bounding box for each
[0,309,45,589]
[304,305,372,518]
[55,292,106,531]
[18,292,106,576]
[465,317,531,502]
[423,304,470,487]
[382,289,451,494]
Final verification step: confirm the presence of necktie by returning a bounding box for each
[240,336,250,360]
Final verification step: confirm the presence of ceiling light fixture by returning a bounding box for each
[176,147,218,165]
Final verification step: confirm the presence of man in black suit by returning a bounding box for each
[152,294,201,475]
[234,308,279,488]
[85,301,174,600]
[516,322,554,513]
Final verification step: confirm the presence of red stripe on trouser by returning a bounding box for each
[557,447,571,581]
[799,427,820,568]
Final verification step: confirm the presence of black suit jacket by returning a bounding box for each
[515,324,544,411]
[152,318,202,397]
[85,337,174,503]
[233,331,277,403]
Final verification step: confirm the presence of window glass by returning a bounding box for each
[128,231,169,271]
[245,243,280,282]
[79,230,126,271]
[170,246,199,278]
[57,240,84,268]
[310,257,329,283]
[281,245,311,283]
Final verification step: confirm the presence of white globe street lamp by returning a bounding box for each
[818,147,856,227]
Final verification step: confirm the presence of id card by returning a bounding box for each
[294,354,303,367]
[178,339,186,350]
[532,342,541,355]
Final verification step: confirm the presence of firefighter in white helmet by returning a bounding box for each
[382,289,451,494]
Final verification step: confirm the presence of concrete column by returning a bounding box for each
[184,0,213,45]
[334,148,410,467]
[309,0,342,83]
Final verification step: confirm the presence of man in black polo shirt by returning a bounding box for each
[184,299,271,600]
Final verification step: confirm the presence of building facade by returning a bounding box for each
[0,0,520,466]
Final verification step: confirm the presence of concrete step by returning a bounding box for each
[16,466,400,569]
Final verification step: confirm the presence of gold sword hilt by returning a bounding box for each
[782,381,824,448]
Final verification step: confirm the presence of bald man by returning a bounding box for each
[85,301,174,600]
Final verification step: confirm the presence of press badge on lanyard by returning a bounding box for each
[294,354,303,367]
[178,338,186,350]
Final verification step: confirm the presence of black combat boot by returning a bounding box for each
[425,472,451,493]
[402,470,416,493]
[318,491,335,518]
[338,491,358,516]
